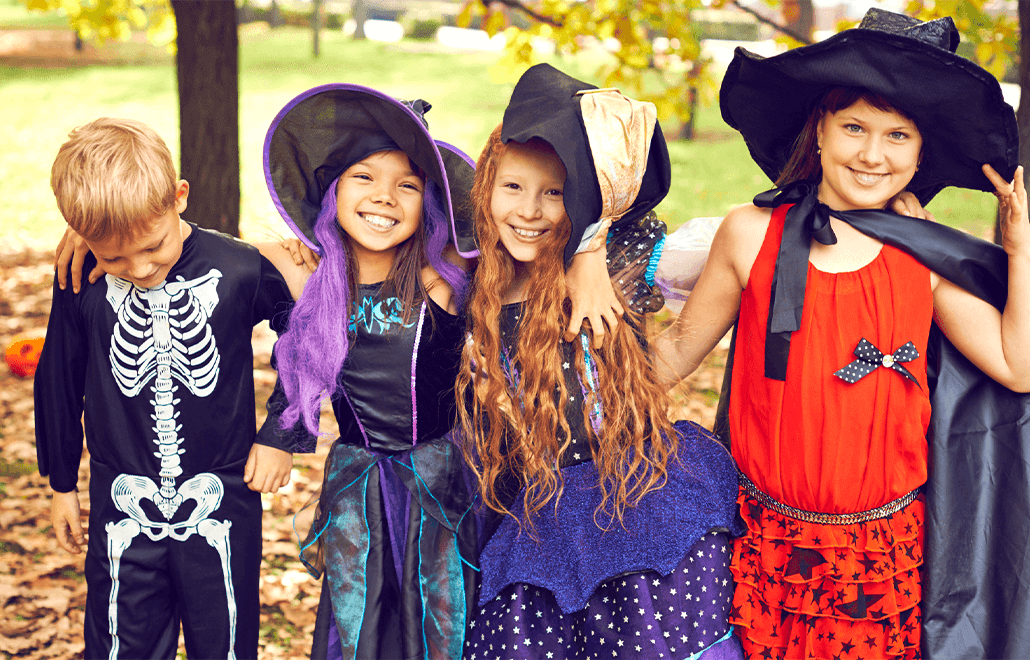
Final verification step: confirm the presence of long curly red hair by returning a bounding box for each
[456,125,678,532]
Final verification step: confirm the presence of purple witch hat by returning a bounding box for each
[264,83,478,258]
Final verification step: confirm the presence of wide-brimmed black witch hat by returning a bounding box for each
[264,83,478,257]
[720,7,1018,204]
[501,63,671,265]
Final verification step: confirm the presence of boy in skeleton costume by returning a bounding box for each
[35,118,302,659]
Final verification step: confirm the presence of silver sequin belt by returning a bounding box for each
[738,470,921,525]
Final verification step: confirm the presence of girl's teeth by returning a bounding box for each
[512,227,543,238]
[364,214,396,228]
[854,172,885,184]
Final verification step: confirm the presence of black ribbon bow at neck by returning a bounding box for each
[834,338,921,387]
[752,180,1009,381]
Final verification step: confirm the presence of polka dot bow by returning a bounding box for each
[833,338,921,386]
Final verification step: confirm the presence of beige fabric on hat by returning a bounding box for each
[579,90,657,225]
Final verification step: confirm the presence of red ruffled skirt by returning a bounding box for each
[729,488,923,660]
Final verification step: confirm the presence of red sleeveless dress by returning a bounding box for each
[728,205,932,660]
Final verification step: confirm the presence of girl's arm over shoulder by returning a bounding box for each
[255,241,316,302]
[422,266,457,315]
[654,203,771,384]
[932,165,1030,392]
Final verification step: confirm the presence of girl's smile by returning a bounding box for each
[335,150,424,279]
[816,98,922,210]
[490,141,569,266]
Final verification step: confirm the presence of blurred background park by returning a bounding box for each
[1,0,1016,253]
[0,0,1023,657]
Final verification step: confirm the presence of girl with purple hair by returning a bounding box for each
[258,84,623,660]
[257,85,478,660]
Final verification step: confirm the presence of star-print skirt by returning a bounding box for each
[463,531,744,660]
[729,489,924,660]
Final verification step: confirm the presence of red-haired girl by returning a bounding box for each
[458,63,744,660]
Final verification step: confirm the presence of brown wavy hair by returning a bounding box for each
[455,125,679,533]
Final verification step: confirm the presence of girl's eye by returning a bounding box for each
[889,131,909,140]
[844,124,862,133]
[353,173,372,181]
[401,182,422,192]
[546,188,564,197]
[502,182,521,191]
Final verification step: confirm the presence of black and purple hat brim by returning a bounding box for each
[502,63,671,265]
[263,83,478,257]
[720,29,1018,204]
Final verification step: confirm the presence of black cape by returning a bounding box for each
[712,198,1030,660]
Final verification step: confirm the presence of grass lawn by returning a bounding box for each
[0,22,1001,251]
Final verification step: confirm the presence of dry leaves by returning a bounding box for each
[0,247,725,658]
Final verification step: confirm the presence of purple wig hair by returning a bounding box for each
[275,170,468,435]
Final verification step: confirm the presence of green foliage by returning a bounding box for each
[458,0,715,126]
[906,0,1019,81]
[0,26,1000,250]
[461,0,1022,130]
[407,18,442,41]
[23,0,175,49]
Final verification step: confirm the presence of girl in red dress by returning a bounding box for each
[656,8,1029,660]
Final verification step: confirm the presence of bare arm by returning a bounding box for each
[654,204,769,385]
[255,241,316,301]
[932,165,1030,392]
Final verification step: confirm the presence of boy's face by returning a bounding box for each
[85,181,190,289]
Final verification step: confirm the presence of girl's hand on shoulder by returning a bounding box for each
[256,240,316,301]
[422,266,457,314]
[281,237,320,272]
[565,220,624,348]
[985,164,1030,258]
[890,191,937,223]
[54,226,104,293]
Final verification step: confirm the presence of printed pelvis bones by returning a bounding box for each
[102,270,239,659]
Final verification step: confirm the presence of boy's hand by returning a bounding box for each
[244,444,293,493]
[565,220,623,348]
[51,490,86,554]
[55,227,104,293]
[281,238,320,273]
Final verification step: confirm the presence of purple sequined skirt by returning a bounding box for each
[464,531,743,660]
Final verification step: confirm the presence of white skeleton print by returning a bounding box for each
[102,270,239,659]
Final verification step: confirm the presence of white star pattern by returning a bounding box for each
[461,533,733,659]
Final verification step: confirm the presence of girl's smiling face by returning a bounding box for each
[490,141,570,266]
[335,150,424,267]
[816,98,923,210]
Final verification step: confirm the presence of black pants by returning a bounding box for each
[83,460,261,659]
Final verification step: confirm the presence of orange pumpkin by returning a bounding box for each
[5,331,46,378]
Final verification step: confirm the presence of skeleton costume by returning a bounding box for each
[35,226,295,659]
[259,84,479,660]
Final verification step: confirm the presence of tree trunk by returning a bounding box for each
[312,0,322,57]
[783,0,814,43]
[171,0,240,237]
[353,0,367,40]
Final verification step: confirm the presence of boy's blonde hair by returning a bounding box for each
[51,117,178,242]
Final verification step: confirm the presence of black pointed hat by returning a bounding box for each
[720,7,1018,204]
[501,63,671,264]
[264,84,477,257]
